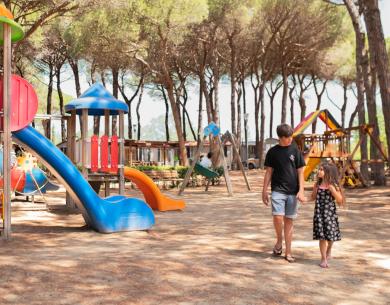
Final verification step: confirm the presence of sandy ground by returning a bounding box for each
[0,170,389,305]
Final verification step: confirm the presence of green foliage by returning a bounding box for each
[129,164,192,179]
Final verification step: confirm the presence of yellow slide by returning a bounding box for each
[304,158,321,181]
[124,167,185,211]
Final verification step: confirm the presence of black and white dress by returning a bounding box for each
[313,187,341,241]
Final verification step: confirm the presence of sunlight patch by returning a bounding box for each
[366,252,390,270]
[293,240,317,248]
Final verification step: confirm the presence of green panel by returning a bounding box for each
[0,17,24,44]
[194,163,219,179]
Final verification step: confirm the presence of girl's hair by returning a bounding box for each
[319,162,346,205]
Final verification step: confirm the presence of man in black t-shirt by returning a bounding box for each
[262,124,306,263]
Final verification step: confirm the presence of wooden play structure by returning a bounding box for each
[178,122,251,195]
[294,110,388,187]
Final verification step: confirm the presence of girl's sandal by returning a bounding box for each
[284,255,295,263]
[272,245,282,256]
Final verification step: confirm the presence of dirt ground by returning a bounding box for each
[0,170,389,305]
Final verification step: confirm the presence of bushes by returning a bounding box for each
[129,164,224,180]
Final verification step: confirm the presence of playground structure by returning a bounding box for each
[293,110,388,187]
[0,6,182,237]
[64,83,185,212]
[179,122,251,195]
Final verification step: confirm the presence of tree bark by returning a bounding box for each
[197,76,204,145]
[281,68,288,123]
[312,78,328,133]
[362,0,390,160]
[212,63,220,126]
[362,1,386,185]
[230,39,237,136]
[45,64,54,140]
[235,85,242,168]
[68,59,81,97]
[259,83,266,167]
[341,83,348,128]
[251,73,260,159]
[289,82,295,128]
[111,67,119,136]
[119,75,144,139]
[161,86,170,142]
[56,64,66,142]
[136,80,144,140]
[166,81,187,165]
[344,0,369,181]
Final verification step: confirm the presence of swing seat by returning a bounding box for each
[194,163,219,179]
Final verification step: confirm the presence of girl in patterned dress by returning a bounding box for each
[311,163,344,268]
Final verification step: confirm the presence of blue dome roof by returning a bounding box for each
[65,83,129,115]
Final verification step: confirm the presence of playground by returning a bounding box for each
[1,3,390,305]
[0,171,389,305]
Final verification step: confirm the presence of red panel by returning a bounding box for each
[110,135,118,173]
[0,75,38,132]
[91,135,99,172]
[100,135,109,172]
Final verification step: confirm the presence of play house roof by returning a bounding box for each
[0,6,24,44]
[293,109,341,136]
[65,83,129,115]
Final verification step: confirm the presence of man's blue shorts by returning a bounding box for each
[271,191,298,219]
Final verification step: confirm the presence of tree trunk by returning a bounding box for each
[281,68,288,124]
[111,67,119,136]
[230,50,237,136]
[161,86,170,142]
[341,83,348,128]
[312,78,328,133]
[212,64,220,126]
[289,84,295,128]
[251,74,260,159]
[235,85,242,168]
[344,0,369,181]
[362,2,386,185]
[202,74,213,124]
[166,82,187,165]
[56,64,66,142]
[259,83,266,167]
[180,87,196,141]
[136,80,144,140]
[46,64,54,140]
[197,75,204,145]
[69,59,81,97]
[362,0,390,160]
[181,88,187,141]
[119,75,144,139]
[242,79,248,160]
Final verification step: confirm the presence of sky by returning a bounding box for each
[58,1,390,141]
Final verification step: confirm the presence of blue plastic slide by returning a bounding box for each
[12,126,155,233]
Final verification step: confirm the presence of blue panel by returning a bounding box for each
[13,126,155,233]
[22,168,48,194]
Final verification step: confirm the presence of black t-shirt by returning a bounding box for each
[264,143,305,195]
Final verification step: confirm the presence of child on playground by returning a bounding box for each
[311,162,344,268]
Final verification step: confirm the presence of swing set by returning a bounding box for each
[178,122,251,196]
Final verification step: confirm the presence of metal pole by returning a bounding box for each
[3,24,12,239]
